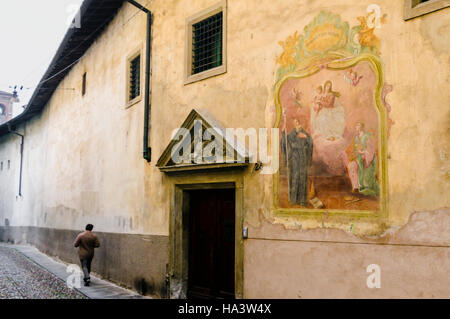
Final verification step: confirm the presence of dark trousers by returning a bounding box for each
[80,258,93,282]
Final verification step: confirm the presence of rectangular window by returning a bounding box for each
[185,1,227,84]
[82,72,87,96]
[192,12,223,75]
[404,0,449,20]
[129,55,141,101]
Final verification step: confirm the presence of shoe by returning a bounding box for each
[84,279,90,287]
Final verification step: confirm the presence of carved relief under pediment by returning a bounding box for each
[156,109,250,173]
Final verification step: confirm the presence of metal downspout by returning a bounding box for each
[127,0,152,162]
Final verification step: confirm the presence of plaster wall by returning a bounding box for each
[0,4,152,234]
[148,0,449,233]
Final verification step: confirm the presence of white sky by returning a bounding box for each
[0,0,84,114]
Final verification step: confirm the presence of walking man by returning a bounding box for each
[73,224,100,286]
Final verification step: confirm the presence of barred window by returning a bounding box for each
[404,0,449,20]
[82,72,87,96]
[192,12,223,75]
[129,55,141,101]
[185,1,227,84]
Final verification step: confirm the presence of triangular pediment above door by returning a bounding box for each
[156,109,251,173]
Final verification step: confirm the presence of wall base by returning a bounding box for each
[0,226,169,298]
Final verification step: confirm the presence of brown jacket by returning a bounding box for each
[74,231,100,260]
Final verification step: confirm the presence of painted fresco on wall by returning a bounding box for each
[273,9,392,217]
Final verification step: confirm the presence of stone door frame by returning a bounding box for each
[167,172,244,299]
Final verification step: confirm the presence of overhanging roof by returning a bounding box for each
[0,91,14,98]
[0,0,125,137]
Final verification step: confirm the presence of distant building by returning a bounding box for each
[0,91,16,124]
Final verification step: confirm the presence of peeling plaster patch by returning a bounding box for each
[170,278,186,299]
[253,208,449,247]
[386,209,450,246]
[269,208,391,237]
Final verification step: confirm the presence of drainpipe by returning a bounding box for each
[7,123,24,197]
[127,0,152,162]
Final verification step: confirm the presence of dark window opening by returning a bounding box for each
[414,0,431,6]
[82,72,87,96]
[7,160,10,170]
[129,55,141,101]
[192,12,223,75]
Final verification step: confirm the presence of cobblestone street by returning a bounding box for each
[0,246,86,299]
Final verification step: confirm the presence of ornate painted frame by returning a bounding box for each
[272,11,391,220]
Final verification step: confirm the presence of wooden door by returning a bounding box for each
[187,188,235,299]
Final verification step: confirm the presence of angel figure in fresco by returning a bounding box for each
[291,87,303,108]
[310,80,346,141]
[356,9,387,56]
[344,69,363,86]
[281,118,313,206]
[342,122,379,196]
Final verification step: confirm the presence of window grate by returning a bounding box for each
[129,55,141,101]
[82,73,87,96]
[192,12,223,75]
[413,0,430,7]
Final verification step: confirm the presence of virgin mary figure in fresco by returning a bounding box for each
[310,80,346,141]
[342,122,379,196]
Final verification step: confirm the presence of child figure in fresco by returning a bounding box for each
[320,81,338,109]
[312,86,324,115]
[344,68,363,87]
[343,122,379,196]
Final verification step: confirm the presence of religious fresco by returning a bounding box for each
[273,9,392,217]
